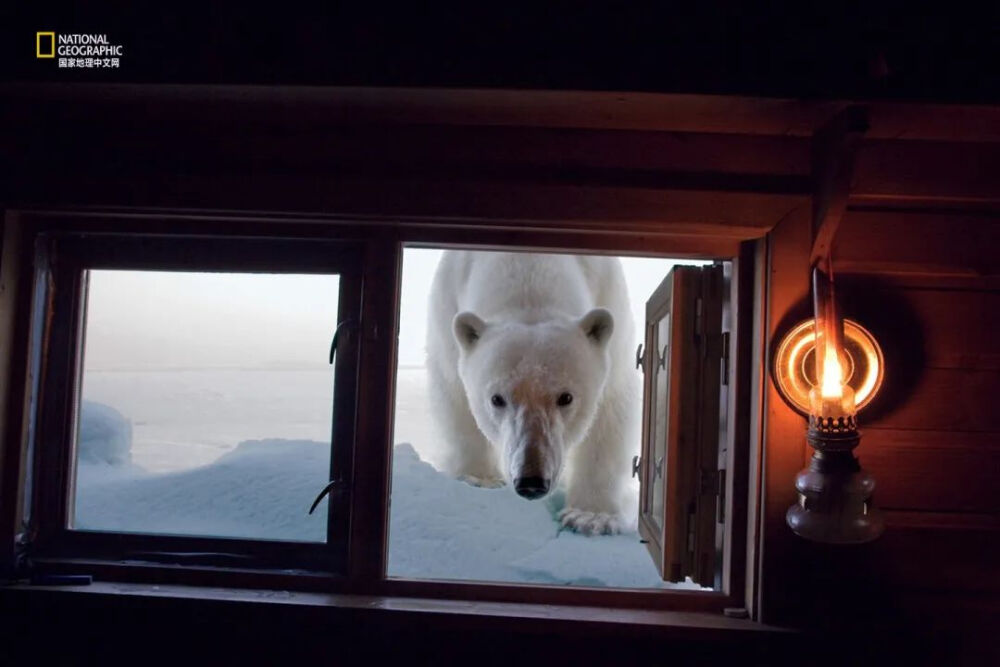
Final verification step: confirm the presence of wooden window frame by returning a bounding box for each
[3,210,757,616]
[24,229,364,575]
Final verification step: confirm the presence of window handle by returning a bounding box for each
[308,479,346,515]
[328,319,358,364]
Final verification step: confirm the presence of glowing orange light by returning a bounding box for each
[820,339,844,399]
[773,319,884,415]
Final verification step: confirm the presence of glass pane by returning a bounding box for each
[72,270,340,542]
[650,312,671,530]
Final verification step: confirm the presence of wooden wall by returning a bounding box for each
[839,209,999,590]
[2,85,998,661]
[759,197,1000,659]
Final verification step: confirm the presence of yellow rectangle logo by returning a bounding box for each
[36,32,56,58]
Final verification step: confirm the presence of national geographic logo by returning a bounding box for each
[36,32,55,58]
[36,31,124,69]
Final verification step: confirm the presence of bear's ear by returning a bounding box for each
[453,312,488,352]
[579,308,614,347]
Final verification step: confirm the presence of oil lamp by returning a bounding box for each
[782,264,885,544]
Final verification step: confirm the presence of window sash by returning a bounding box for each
[26,232,364,574]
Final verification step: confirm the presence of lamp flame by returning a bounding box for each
[820,340,844,399]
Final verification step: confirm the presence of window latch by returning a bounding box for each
[328,319,358,364]
[309,478,347,515]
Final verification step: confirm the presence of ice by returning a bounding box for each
[75,438,329,542]
[74,401,692,588]
[78,400,133,466]
[68,253,712,588]
[387,442,676,588]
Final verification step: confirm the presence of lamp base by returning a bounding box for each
[786,450,885,544]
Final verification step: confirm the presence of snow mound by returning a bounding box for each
[75,439,329,542]
[74,427,696,588]
[388,443,676,588]
[78,400,133,465]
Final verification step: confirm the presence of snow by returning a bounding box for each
[74,401,704,590]
[67,255,717,590]
[387,443,702,589]
[78,400,133,466]
[76,439,329,542]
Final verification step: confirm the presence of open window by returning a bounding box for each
[385,248,736,593]
[8,216,752,613]
[637,264,730,588]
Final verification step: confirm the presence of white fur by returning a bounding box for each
[426,251,639,535]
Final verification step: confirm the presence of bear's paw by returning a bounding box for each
[558,507,622,536]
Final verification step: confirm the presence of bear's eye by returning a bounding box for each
[557,392,573,407]
[490,394,507,408]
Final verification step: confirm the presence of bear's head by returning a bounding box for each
[452,308,614,500]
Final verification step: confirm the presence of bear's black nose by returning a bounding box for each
[514,476,550,499]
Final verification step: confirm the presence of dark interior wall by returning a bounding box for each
[1,84,998,662]
[6,5,1000,103]
[838,210,999,525]
[835,208,999,603]
[758,202,1000,661]
[0,587,810,665]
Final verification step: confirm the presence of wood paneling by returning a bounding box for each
[761,200,1000,627]
[5,121,813,179]
[868,526,1000,593]
[866,369,1000,432]
[854,139,1000,204]
[5,174,805,240]
[895,290,1000,370]
[3,84,998,643]
[862,429,999,513]
[836,210,1000,279]
[5,84,1000,141]
[842,285,1000,371]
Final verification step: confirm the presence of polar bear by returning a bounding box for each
[426,250,639,535]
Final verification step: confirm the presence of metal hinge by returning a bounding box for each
[13,529,31,576]
[717,468,727,524]
[631,455,641,479]
[720,330,731,385]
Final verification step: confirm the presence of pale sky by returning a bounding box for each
[83,271,342,371]
[83,251,708,371]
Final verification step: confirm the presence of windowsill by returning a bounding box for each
[1,580,789,640]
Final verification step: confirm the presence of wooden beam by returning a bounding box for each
[4,84,1000,142]
[757,206,813,626]
[810,105,869,270]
